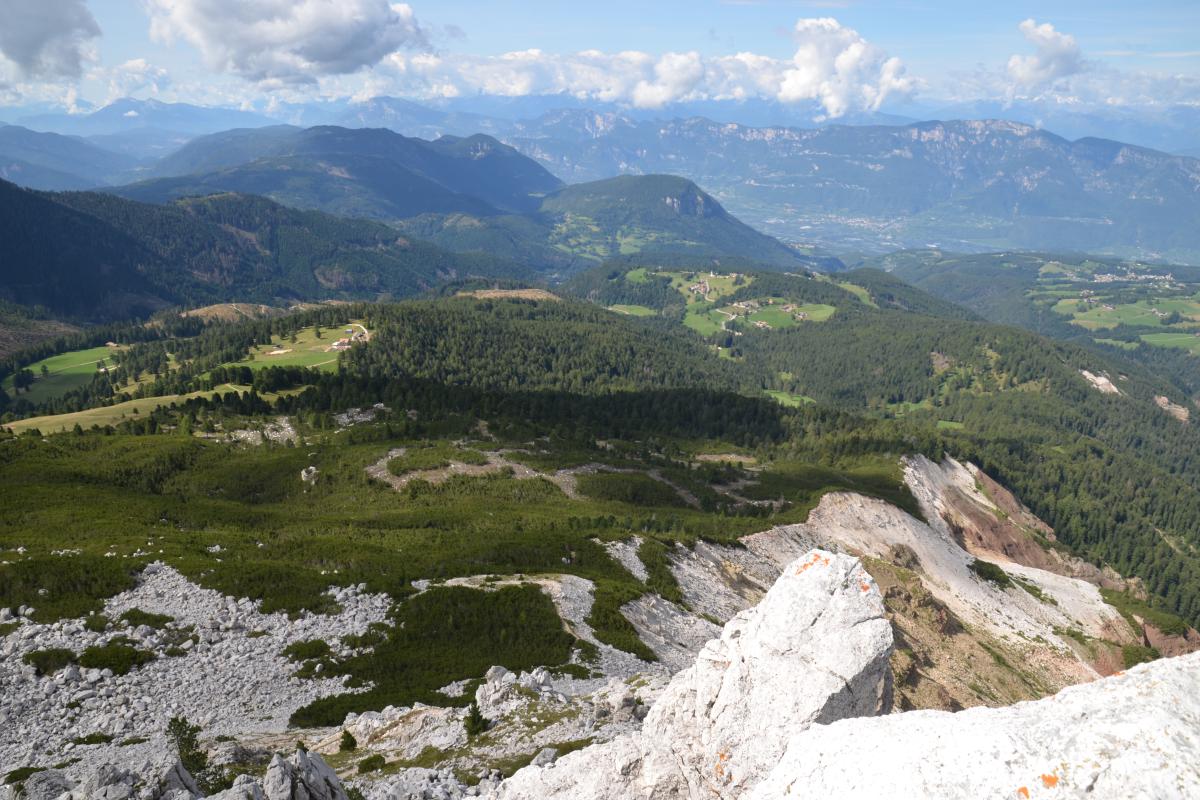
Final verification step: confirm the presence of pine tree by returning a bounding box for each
[464,700,489,737]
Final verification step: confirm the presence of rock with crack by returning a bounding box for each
[492,549,893,799]
[750,650,1200,799]
[260,750,347,800]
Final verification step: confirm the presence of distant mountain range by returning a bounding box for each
[14,98,276,137]
[5,96,1200,263]
[0,179,528,321]
[499,115,1200,261]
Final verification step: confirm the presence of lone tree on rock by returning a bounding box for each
[464,700,489,738]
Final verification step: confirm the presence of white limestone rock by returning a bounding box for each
[750,650,1200,799]
[260,750,347,800]
[494,549,892,799]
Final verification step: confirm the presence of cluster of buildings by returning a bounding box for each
[330,327,368,352]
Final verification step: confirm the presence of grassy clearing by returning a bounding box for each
[3,345,125,405]
[236,323,358,372]
[765,390,815,407]
[748,303,835,328]
[682,307,727,336]
[1140,332,1200,354]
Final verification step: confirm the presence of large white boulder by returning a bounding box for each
[495,549,893,799]
[750,650,1200,799]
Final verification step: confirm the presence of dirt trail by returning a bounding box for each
[364,448,700,507]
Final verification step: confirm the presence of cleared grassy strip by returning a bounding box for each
[608,304,656,317]
[3,384,274,434]
[836,282,877,307]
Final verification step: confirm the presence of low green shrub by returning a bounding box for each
[1122,644,1161,669]
[0,557,136,622]
[357,754,386,774]
[23,648,76,676]
[282,639,332,662]
[5,767,45,785]
[638,538,684,604]
[119,609,173,629]
[587,581,657,662]
[71,733,114,746]
[576,472,687,508]
[968,559,1013,589]
[79,642,155,675]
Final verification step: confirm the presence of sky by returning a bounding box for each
[0,0,1197,117]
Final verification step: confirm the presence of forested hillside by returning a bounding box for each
[402,176,808,273]
[0,180,527,320]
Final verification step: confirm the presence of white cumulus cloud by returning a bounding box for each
[779,18,914,118]
[0,0,100,79]
[98,58,171,102]
[146,0,430,84]
[384,17,913,117]
[1007,19,1084,93]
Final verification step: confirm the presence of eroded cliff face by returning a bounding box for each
[494,550,893,800]
[648,456,1199,713]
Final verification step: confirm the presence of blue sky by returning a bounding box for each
[1,1,1197,115]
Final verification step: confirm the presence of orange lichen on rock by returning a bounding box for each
[859,579,872,593]
[1041,773,1059,788]
[714,749,731,784]
[1017,788,1030,799]
[795,553,831,575]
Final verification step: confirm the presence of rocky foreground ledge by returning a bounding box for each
[6,550,1199,800]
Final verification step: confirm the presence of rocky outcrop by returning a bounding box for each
[494,549,893,799]
[207,751,345,800]
[750,651,1200,799]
